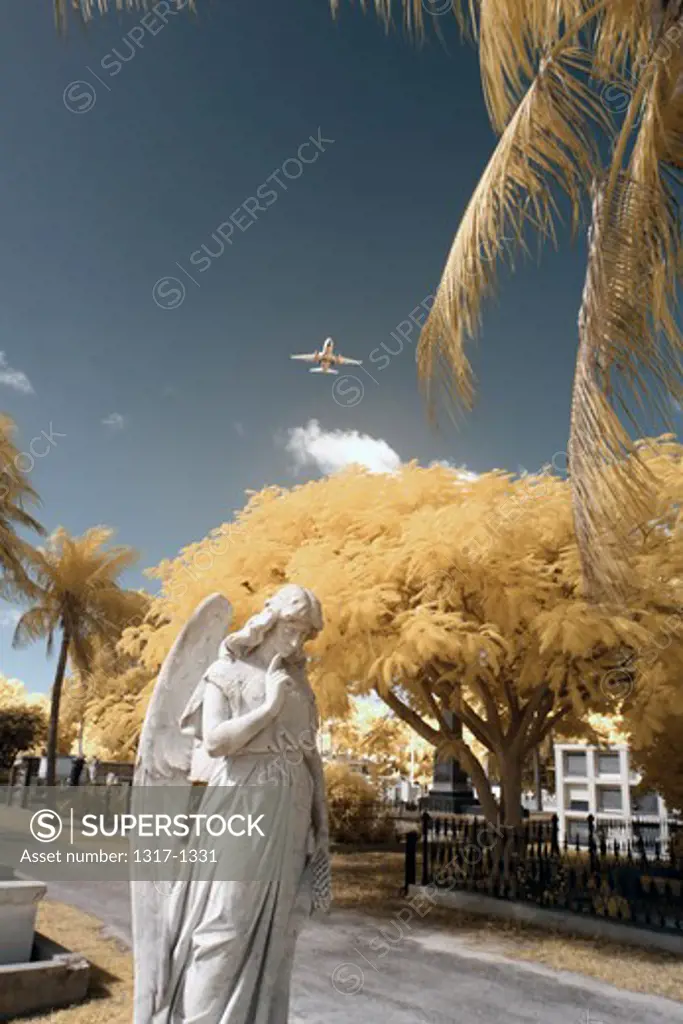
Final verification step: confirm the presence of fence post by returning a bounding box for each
[421,811,431,887]
[6,761,18,804]
[20,757,37,809]
[403,831,418,895]
[588,814,597,871]
[550,814,560,857]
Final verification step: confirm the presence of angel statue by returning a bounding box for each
[131,585,330,1024]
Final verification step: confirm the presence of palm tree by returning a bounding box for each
[12,527,140,785]
[0,414,44,597]
[411,0,683,604]
[51,2,683,600]
[355,2,683,602]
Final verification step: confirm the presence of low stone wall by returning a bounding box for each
[0,933,90,1020]
[408,885,683,955]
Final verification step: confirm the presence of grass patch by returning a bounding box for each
[331,846,683,1003]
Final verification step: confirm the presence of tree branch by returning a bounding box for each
[459,698,497,751]
[503,677,521,723]
[381,687,439,746]
[381,683,500,824]
[512,684,551,752]
[449,737,500,825]
[470,675,503,736]
[418,679,450,734]
[526,704,571,751]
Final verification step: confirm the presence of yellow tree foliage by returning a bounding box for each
[120,437,683,824]
[0,675,48,716]
[63,644,156,761]
[631,714,683,815]
[322,761,390,844]
[326,697,433,785]
[0,676,49,768]
[59,589,154,760]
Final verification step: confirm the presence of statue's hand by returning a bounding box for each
[312,802,329,853]
[265,653,291,713]
[314,824,330,855]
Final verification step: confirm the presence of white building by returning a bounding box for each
[554,743,669,853]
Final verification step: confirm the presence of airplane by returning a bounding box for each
[289,337,363,374]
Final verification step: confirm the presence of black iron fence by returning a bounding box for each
[404,812,683,934]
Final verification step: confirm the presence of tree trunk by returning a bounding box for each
[500,756,523,827]
[77,676,87,758]
[461,751,499,825]
[46,626,70,787]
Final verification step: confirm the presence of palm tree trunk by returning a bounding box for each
[46,625,71,787]
[77,675,87,757]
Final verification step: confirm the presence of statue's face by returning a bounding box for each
[270,615,309,659]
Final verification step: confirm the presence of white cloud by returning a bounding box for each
[0,352,33,394]
[284,419,401,476]
[0,607,21,629]
[429,459,479,481]
[233,421,245,437]
[102,412,125,431]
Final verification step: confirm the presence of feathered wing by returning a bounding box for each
[131,592,232,1024]
[133,591,232,784]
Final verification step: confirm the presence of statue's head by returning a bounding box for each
[221,584,323,662]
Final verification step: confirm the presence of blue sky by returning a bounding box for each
[0,1,673,692]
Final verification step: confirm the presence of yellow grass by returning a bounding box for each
[22,855,683,1020]
[331,849,683,1004]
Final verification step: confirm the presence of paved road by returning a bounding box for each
[46,880,683,1024]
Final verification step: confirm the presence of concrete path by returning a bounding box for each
[46,880,683,1024]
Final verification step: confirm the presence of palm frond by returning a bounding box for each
[12,606,56,649]
[328,0,445,36]
[53,0,195,30]
[417,47,610,419]
[0,416,45,599]
[69,630,95,674]
[476,0,597,132]
[645,11,683,171]
[593,0,655,77]
[13,526,141,659]
[569,14,683,600]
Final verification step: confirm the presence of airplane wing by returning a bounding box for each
[290,353,318,362]
[335,355,363,366]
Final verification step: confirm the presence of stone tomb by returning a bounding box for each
[0,871,90,1019]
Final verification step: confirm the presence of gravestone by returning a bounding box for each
[422,711,479,814]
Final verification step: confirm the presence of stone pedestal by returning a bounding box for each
[0,878,46,965]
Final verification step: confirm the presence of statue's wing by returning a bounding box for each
[131,591,232,1024]
[134,591,232,785]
